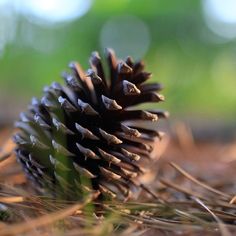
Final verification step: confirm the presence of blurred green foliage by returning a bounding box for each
[0,0,235,120]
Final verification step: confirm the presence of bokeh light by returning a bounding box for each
[0,7,16,57]
[203,0,236,39]
[15,0,93,26]
[100,15,150,59]
[0,0,93,55]
[0,0,236,123]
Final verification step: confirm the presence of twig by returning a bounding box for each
[0,196,24,204]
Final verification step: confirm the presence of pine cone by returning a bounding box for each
[13,49,168,200]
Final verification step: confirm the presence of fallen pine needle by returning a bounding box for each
[229,196,236,205]
[170,162,231,200]
[193,197,232,236]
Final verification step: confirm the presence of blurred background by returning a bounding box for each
[0,0,236,135]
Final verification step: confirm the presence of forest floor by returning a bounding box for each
[0,125,235,236]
